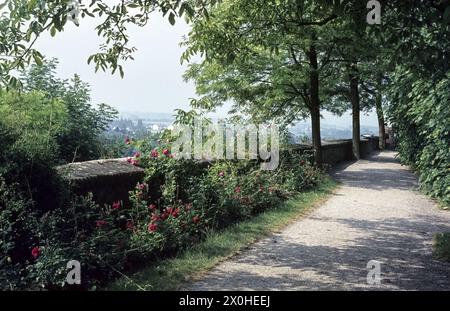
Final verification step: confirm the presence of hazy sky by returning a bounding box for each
[35,13,378,127]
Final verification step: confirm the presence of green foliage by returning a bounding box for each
[0,91,68,210]
[433,233,450,262]
[182,0,352,125]
[0,89,67,162]
[388,71,450,205]
[22,58,118,162]
[383,2,450,205]
[0,179,38,290]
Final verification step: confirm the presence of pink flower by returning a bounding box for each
[125,136,131,145]
[96,220,107,228]
[126,157,132,163]
[192,216,201,224]
[31,246,40,259]
[151,149,159,158]
[235,186,241,193]
[219,171,225,177]
[133,151,141,158]
[136,182,146,191]
[112,201,121,210]
[148,223,158,233]
[148,203,157,210]
[131,159,139,166]
[163,149,170,156]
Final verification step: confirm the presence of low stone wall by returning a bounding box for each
[57,137,379,205]
[292,136,380,165]
[57,158,145,206]
[321,140,354,165]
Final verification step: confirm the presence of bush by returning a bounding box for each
[0,178,39,290]
[1,116,324,289]
[388,71,450,206]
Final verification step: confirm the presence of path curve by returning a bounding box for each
[186,151,450,290]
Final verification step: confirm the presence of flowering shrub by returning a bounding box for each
[1,135,323,290]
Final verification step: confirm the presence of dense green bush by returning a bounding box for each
[0,178,38,290]
[388,71,450,206]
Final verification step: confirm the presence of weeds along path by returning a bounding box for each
[186,151,450,290]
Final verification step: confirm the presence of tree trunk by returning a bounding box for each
[349,64,360,160]
[310,105,322,166]
[375,75,386,150]
[308,42,322,166]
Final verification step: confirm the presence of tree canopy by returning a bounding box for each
[0,0,215,88]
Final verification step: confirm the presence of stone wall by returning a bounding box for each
[57,137,379,205]
[292,136,380,165]
[57,158,145,206]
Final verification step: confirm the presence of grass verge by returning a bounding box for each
[107,177,338,291]
[433,232,450,262]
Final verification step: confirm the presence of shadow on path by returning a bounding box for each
[186,151,450,291]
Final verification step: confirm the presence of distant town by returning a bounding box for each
[106,112,379,143]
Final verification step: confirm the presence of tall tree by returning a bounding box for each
[183,0,351,165]
[21,58,117,162]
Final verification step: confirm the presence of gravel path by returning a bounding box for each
[186,151,450,290]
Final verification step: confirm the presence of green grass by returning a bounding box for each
[433,232,450,262]
[107,177,338,291]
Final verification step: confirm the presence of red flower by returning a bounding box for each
[125,136,131,145]
[151,213,161,222]
[161,212,169,220]
[148,223,158,233]
[112,201,121,210]
[96,220,107,228]
[131,159,139,166]
[31,246,40,259]
[133,151,141,158]
[192,216,201,224]
[126,157,132,163]
[148,203,157,210]
[171,208,180,218]
[151,149,159,158]
[163,148,170,156]
[235,186,241,193]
